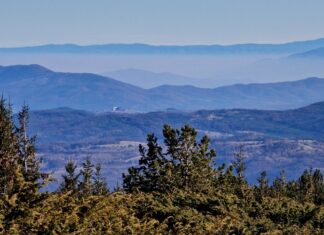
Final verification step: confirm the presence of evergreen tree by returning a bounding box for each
[298,168,315,202]
[92,163,109,195]
[60,160,80,194]
[0,98,49,230]
[163,125,216,192]
[230,145,249,198]
[17,105,48,191]
[312,169,324,204]
[123,167,143,193]
[123,133,169,193]
[123,125,217,193]
[280,169,287,187]
[0,97,20,197]
[215,164,237,194]
[271,170,286,199]
[232,145,246,181]
[256,171,269,200]
[0,98,47,198]
[78,156,94,197]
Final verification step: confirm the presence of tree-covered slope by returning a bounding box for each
[28,102,324,144]
[2,64,324,111]
[23,102,324,186]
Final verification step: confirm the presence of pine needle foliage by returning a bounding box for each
[0,105,323,234]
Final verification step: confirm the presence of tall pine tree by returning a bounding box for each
[123,125,217,193]
[78,156,94,197]
[92,163,109,195]
[59,160,80,194]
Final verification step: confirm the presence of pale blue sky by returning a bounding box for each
[1,0,324,47]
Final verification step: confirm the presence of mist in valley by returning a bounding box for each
[1,53,324,88]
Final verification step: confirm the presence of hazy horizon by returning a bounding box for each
[2,1,324,88]
[1,37,324,48]
[2,1,324,47]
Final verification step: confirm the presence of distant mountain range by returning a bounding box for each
[2,38,324,55]
[1,64,324,112]
[28,102,324,186]
[290,47,324,58]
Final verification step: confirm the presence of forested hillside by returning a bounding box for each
[26,102,324,187]
[1,99,324,234]
[2,65,324,112]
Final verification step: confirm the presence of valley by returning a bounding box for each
[26,102,324,188]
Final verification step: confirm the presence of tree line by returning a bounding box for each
[0,98,324,234]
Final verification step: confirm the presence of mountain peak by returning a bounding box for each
[0,64,54,83]
[0,64,52,73]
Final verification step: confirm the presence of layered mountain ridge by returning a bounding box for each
[1,64,324,112]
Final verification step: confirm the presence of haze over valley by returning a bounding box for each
[1,39,324,88]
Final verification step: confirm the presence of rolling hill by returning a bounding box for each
[2,64,324,112]
[28,102,324,144]
[26,102,324,186]
[2,38,324,55]
[0,64,149,111]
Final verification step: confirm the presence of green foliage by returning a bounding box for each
[0,97,20,197]
[1,114,324,233]
[59,160,80,194]
[0,98,49,232]
[123,133,167,193]
[78,156,94,197]
[60,157,109,197]
[232,145,247,183]
[123,124,216,193]
[92,163,109,196]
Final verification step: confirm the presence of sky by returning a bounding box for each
[1,0,324,47]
